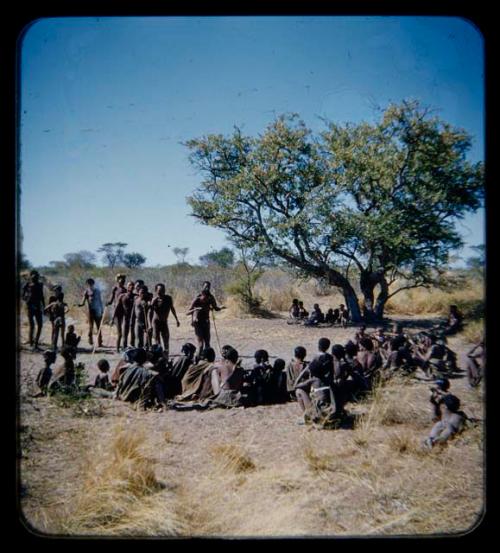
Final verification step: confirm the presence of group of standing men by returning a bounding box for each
[21,269,224,358]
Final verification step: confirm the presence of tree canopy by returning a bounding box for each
[199,247,235,268]
[186,101,484,321]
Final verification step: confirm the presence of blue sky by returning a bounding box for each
[19,16,485,267]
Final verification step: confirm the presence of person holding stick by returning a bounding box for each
[187,281,225,360]
[78,278,104,347]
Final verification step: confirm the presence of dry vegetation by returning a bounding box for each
[18,268,485,538]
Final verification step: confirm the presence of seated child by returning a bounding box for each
[35,350,57,396]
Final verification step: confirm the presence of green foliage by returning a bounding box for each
[63,251,97,269]
[466,244,485,276]
[185,101,484,320]
[172,247,189,265]
[199,247,235,268]
[98,242,128,268]
[122,252,147,269]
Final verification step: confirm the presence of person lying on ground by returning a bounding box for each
[429,377,450,421]
[424,394,467,449]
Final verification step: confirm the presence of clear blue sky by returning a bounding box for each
[19,16,485,268]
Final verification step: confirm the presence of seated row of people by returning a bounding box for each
[289,299,350,327]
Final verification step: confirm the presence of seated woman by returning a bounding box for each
[304,304,324,326]
[176,347,216,402]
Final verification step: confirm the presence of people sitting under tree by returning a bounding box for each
[304,304,324,326]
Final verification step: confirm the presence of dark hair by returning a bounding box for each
[318,338,330,352]
[134,348,148,365]
[57,292,65,301]
[181,343,197,356]
[149,344,164,362]
[203,281,211,287]
[360,325,366,331]
[292,298,299,304]
[226,348,239,364]
[135,279,145,286]
[331,344,345,360]
[155,283,165,292]
[67,324,75,332]
[430,344,445,359]
[443,394,460,412]
[359,337,374,351]
[273,358,286,371]
[435,378,450,392]
[86,278,95,286]
[200,347,216,363]
[255,349,269,363]
[97,359,110,372]
[344,340,358,357]
[221,344,233,357]
[294,346,306,360]
[43,350,56,363]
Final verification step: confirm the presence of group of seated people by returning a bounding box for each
[289,299,350,327]
[33,317,483,445]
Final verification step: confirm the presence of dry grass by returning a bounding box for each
[41,423,185,536]
[210,443,256,473]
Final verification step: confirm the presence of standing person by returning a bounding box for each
[78,278,104,347]
[44,292,69,351]
[339,304,350,327]
[22,270,45,350]
[129,280,145,347]
[117,281,136,351]
[187,281,225,359]
[134,286,151,350]
[464,339,485,388]
[107,274,127,351]
[150,283,180,357]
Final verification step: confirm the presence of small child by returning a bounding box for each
[48,346,76,394]
[424,394,467,448]
[286,346,308,397]
[44,292,69,350]
[35,350,57,396]
[94,359,113,390]
[64,324,81,359]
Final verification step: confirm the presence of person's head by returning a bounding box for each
[181,342,196,358]
[221,345,234,359]
[134,348,148,366]
[148,344,164,363]
[254,349,269,364]
[434,378,450,392]
[155,283,165,295]
[226,347,239,364]
[359,337,374,352]
[443,394,460,413]
[67,324,75,333]
[43,350,56,365]
[394,323,403,334]
[126,281,135,293]
[56,292,65,302]
[30,270,39,283]
[344,340,358,357]
[331,344,345,360]
[313,303,320,311]
[430,344,445,360]
[200,347,216,363]
[359,325,366,332]
[134,279,145,292]
[298,301,304,307]
[339,304,345,309]
[138,287,148,300]
[294,346,307,361]
[450,304,458,313]
[86,278,95,288]
[97,359,110,373]
[318,337,331,352]
[273,358,286,371]
[377,327,384,335]
[333,308,339,315]
[116,274,126,285]
[202,281,211,292]
[327,308,333,314]
[53,285,62,293]
[292,298,299,306]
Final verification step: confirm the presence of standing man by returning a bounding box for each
[106,274,127,352]
[187,281,225,359]
[150,283,180,358]
[22,270,45,350]
[79,278,104,347]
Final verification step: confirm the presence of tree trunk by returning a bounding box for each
[326,269,362,323]
[374,277,389,320]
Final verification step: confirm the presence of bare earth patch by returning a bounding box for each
[18,313,485,538]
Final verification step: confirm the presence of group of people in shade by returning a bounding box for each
[21,270,224,360]
[289,299,351,327]
[32,287,485,448]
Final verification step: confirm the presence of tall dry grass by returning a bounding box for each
[45,423,185,536]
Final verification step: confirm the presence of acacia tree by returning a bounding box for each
[186,101,484,321]
[199,247,235,268]
[97,242,128,268]
[122,252,147,269]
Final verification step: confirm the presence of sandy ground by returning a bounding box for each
[17,311,485,538]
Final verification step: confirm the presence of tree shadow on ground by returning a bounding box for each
[250,307,282,319]
[383,317,445,331]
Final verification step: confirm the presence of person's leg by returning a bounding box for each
[88,311,95,345]
[60,321,66,349]
[95,313,103,346]
[211,369,221,396]
[194,324,204,360]
[34,308,43,348]
[27,305,35,346]
[295,389,312,413]
[122,316,130,349]
[136,321,144,349]
[161,323,170,359]
[130,311,136,347]
[115,314,123,352]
